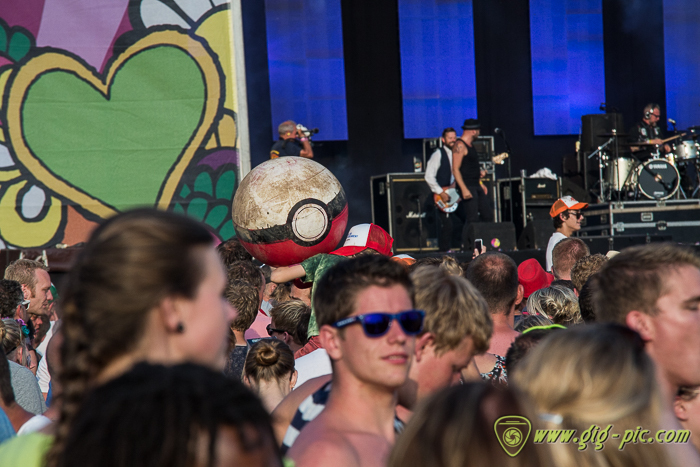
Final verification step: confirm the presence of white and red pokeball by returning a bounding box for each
[232,158,349,267]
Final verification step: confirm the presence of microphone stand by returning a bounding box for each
[588,137,613,202]
[497,130,514,224]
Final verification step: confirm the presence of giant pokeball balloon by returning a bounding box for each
[232,158,348,267]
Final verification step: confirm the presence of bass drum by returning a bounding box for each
[606,157,636,190]
[636,160,680,200]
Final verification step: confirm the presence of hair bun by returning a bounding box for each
[255,341,280,366]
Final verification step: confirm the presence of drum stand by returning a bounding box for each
[588,137,614,202]
[689,159,700,198]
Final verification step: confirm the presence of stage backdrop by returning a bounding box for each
[0,0,249,249]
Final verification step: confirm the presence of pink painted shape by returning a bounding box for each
[1,0,46,39]
[36,0,129,70]
[99,6,133,73]
[0,57,13,68]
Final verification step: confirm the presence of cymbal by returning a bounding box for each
[598,132,629,137]
[620,141,657,146]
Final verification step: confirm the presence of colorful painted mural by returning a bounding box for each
[0,0,246,248]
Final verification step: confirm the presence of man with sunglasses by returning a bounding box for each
[546,196,588,272]
[288,256,421,467]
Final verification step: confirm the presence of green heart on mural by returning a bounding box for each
[5,30,221,219]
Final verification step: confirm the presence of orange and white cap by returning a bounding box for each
[549,196,588,218]
[331,223,393,257]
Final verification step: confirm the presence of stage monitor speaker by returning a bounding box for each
[517,219,554,250]
[464,222,517,252]
[371,173,439,253]
[581,113,625,154]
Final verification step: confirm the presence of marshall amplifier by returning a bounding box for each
[371,173,440,253]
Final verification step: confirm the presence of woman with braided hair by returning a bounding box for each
[0,209,235,466]
[56,363,282,467]
[0,318,30,370]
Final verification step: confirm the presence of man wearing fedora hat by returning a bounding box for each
[452,119,494,249]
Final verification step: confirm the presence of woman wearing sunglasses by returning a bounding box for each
[546,196,588,272]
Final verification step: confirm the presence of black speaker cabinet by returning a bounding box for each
[464,222,517,252]
[581,113,625,192]
[498,177,560,241]
[517,219,555,250]
[581,113,625,154]
[371,173,439,253]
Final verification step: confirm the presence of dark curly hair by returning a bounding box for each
[0,279,23,319]
[56,363,281,467]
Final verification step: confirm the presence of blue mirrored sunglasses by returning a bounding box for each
[331,310,425,338]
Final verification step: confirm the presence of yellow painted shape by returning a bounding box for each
[0,180,63,247]
[218,112,237,147]
[0,68,13,117]
[195,9,236,113]
[0,169,22,182]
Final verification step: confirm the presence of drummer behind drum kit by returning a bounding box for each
[589,128,700,202]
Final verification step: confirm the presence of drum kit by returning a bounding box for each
[589,128,700,202]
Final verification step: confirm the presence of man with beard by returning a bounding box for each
[425,127,464,251]
[4,260,53,331]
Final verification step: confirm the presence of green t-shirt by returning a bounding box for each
[0,432,53,467]
[301,253,347,337]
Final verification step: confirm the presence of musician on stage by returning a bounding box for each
[628,103,671,160]
[424,127,465,251]
[453,119,494,237]
[270,120,314,159]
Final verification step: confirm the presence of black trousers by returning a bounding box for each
[437,205,466,251]
[437,185,493,251]
[460,184,494,248]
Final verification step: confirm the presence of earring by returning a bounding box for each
[175,323,185,333]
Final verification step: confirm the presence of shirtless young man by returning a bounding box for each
[287,255,421,467]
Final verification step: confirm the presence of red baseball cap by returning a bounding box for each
[331,223,393,257]
[518,258,554,298]
[550,196,588,218]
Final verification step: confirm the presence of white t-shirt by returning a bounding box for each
[294,349,332,387]
[36,354,50,394]
[17,415,51,435]
[546,232,568,272]
[34,321,55,357]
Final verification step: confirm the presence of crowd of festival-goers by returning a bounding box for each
[0,205,699,467]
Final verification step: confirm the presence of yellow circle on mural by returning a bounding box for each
[0,180,63,247]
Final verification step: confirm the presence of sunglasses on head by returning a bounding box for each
[331,310,425,338]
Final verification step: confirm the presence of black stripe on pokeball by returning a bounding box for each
[233,190,346,247]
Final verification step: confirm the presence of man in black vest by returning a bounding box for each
[425,127,466,251]
[270,120,314,159]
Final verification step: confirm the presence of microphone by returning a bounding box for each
[494,128,502,134]
[600,102,607,111]
[669,118,677,126]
